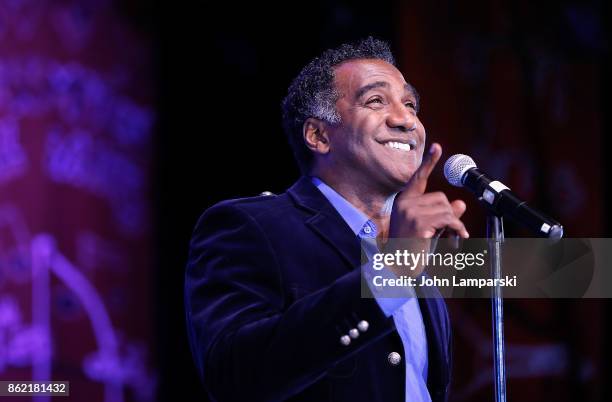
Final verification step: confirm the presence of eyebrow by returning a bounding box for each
[355,81,389,100]
[355,81,419,104]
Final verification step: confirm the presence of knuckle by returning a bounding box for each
[435,192,450,204]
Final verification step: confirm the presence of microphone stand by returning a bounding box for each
[487,214,507,402]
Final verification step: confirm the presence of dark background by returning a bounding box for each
[154,1,612,401]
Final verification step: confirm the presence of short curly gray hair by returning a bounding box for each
[281,37,396,173]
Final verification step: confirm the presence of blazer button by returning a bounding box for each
[340,335,351,346]
[357,320,369,332]
[348,328,360,339]
[388,352,402,366]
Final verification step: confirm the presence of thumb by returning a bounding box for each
[451,199,467,218]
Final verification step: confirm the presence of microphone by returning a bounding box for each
[444,154,563,239]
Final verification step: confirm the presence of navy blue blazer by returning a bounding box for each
[185,177,452,402]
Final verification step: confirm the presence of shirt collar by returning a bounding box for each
[311,176,378,238]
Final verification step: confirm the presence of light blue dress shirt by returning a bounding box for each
[312,177,431,402]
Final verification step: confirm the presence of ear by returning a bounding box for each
[303,118,331,155]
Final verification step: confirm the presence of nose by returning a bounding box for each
[386,102,417,132]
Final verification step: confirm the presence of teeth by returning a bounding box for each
[384,141,412,151]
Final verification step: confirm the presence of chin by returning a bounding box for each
[382,171,413,192]
[394,166,418,183]
[371,163,416,191]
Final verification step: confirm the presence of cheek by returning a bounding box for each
[329,130,365,161]
[345,135,371,160]
[417,120,427,140]
[342,124,372,152]
[331,114,383,159]
[417,122,427,155]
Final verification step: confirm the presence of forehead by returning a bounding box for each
[333,59,410,96]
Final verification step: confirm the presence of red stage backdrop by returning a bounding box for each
[0,1,155,401]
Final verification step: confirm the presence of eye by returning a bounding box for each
[405,101,416,110]
[366,97,383,105]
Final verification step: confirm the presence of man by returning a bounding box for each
[185,37,468,402]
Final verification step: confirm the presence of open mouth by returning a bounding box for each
[380,139,417,152]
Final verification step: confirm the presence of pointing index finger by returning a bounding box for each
[404,143,442,196]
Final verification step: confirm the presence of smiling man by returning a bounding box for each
[185,37,468,402]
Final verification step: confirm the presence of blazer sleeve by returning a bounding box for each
[185,202,396,401]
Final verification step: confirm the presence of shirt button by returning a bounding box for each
[363,226,372,234]
[388,352,402,366]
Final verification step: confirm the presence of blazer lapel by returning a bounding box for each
[287,177,362,270]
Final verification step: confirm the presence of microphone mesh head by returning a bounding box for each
[444,154,477,187]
